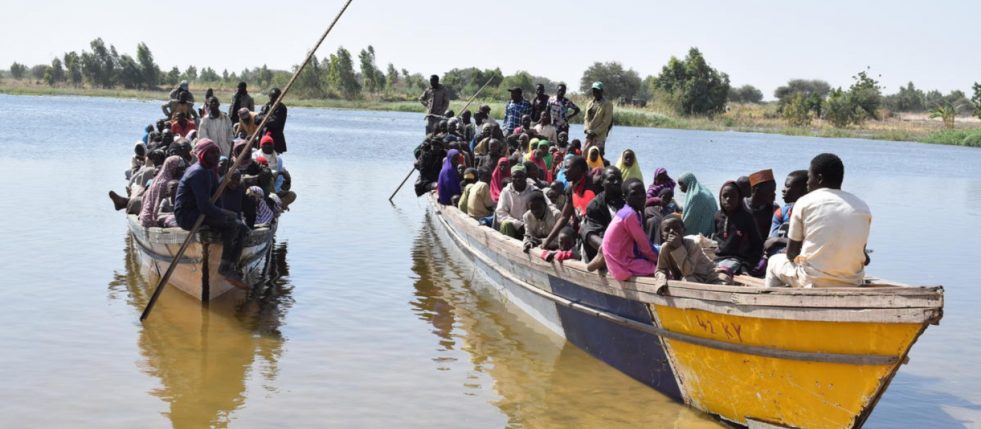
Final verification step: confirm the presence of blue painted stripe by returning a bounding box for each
[548,275,683,402]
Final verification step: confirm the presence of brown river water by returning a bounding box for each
[0,94,979,428]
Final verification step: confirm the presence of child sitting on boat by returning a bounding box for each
[655,215,732,288]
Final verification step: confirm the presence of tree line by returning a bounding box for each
[6,39,981,129]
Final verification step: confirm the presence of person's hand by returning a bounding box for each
[664,232,682,251]
[523,241,534,253]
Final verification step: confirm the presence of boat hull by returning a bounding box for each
[127,215,276,301]
[427,194,942,429]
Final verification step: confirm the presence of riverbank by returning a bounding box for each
[3,82,979,147]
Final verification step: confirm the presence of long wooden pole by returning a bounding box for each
[141,0,354,321]
[387,74,496,203]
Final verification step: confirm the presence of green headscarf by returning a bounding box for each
[678,172,718,237]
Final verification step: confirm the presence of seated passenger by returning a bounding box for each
[522,191,561,252]
[437,149,463,205]
[586,146,605,170]
[712,181,763,276]
[170,112,196,138]
[541,156,595,250]
[541,226,580,262]
[495,164,537,239]
[545,181,566,211]
[614,149,643,183]
[174,139,250,289]
[109,150,167,214]
[462,168,495,220]
[580,167,625,268]
[489,157,510,203]
[677,172,717,237]
[602,178,659,281]
[764,169,808,256]
[656,215,732,286]
[156,180,180,228]
[128,141,146,180]
[748,169,778,241]
[138,155,188,228]
[235,108,259,139]
[766,154,871,288]
[645,167,675,207]
[413,138,446,197]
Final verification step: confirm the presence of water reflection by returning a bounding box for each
[409,213,721,428]
[108,237,293,429]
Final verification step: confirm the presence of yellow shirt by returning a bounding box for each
[584,98,614,139]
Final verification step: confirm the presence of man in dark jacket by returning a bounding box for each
[228,81,255,124]
[174,139,250,289]
[258,87,288,153]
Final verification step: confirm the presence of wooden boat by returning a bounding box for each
[127,214,277,301]
[426,193,943,429]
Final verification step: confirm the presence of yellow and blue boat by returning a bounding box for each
[427,193,943,429]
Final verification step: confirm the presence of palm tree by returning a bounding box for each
[929,101,958,129]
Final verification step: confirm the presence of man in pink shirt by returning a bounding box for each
[602,178,659,281]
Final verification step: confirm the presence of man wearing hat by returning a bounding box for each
[504,87,532,136]
[748,169,778,242]
[583,81,614,150]
[228,81,255,124]
[419,74,449,134]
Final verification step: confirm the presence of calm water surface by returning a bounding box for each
[0,94,979,428]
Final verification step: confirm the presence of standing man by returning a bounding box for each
[503,87,532,135]
[765,154,872,288]
[530,84,550,122]
[419,74,450,135]
[548,83,580,133]
[199,97,235,156]
[258,88,288,154]
[583,81,614,150]
[228,81,255,124]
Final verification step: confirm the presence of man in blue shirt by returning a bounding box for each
[174,139,251,289]
[503,87,532,135]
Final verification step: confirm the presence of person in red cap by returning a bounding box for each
[747,168,777,241]
[174,138,251,289]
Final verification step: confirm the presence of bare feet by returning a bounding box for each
[109,191,128,211]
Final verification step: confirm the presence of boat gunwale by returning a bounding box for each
[429,194,943,323]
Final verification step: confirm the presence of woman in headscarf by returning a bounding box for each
[586,146,605,170]
[437,149,463,205]
[490,157,510,202]
[712,181,763,276]
[646,168,676,207]
[678,172,717,237]
[614,149,643,183]
[529,142,551,183]
[138,155,188,227]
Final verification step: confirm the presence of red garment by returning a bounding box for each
[171,120,196,138]
[571,177,596,216]
[490,157,510,202]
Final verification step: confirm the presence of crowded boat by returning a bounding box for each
[417,76,873,289]
[108,81,295,290]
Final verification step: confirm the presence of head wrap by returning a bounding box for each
[615,149,644,183]
[490,157,510,202]
[138,155,187,228]
[678,172,719,237]
[194,138,219,168]
[436,149,462,205]
[749,169,775,187]
[646,167,676,207]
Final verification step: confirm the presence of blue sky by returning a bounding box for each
[3,0,978,99]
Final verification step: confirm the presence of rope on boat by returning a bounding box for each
[434,208,901,367]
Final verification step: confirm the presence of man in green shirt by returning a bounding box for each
[583,81,613,151]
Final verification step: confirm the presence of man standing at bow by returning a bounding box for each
[583,81,614,151]
[503,87,532,135]
[419,74,450,135]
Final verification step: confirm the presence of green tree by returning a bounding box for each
[116,54,143,88]
[650,48,730,115]
[729,84,763,103]
[30,64,48,80]
[580,61,643,101]
[884,82,925,112]
[259,64,272,87]
[972,82,981,119]
[824,88,859,128]
[442,67,504,99]
[358,46,384,93]
[386,63,399,89]
[929,101,957,129]
[135,42,159,88]
[10,62,27,79]
[45,57,65,85]
[63,52,83,87]
[848,68,882,120]
[199,67,220,81]
[293,56,326,98]
[326,47,360,99]
[774,79,830,112]
[183,65,198,81]
[782,92,812,126]
[165,66,180,86]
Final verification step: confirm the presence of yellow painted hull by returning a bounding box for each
[653,305,924,429]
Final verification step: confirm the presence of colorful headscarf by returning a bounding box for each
[437,149,462,205]
[615,149,644,183]
[678,172,718,237]
[646,167,676,206]
[586,146,604,170]
[490,157,510,202]
[138,155,187,227]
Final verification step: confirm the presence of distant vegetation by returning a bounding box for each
[4,38,981,145]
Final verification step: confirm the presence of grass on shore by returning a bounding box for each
[2,81,979,147]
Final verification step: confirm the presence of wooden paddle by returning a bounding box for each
[388,75,497,203]
[141,0,354,321]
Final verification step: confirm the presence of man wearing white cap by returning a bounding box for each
[583,81,613,150]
